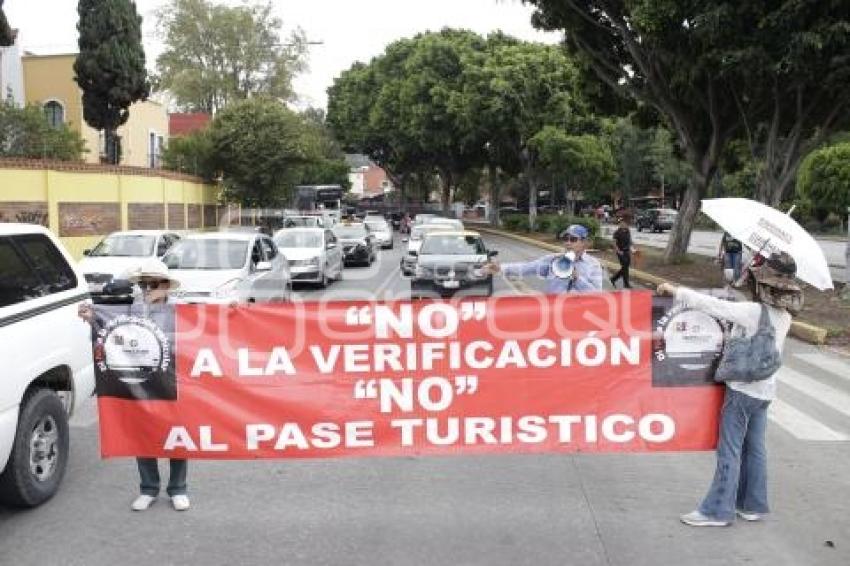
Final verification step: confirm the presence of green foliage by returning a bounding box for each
[0,100,86,161]
[155,0,306,113]
[160,129,216,181]
[797,143,850,218]
[530,127,616,202]
[202,99,349,206]
[74,0,149,163]
[502,214,530,232]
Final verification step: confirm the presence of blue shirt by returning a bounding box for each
[502,252,605,294]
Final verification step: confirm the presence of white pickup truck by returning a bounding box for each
[0,224,95,507]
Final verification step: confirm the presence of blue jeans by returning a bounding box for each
[725,252,742,280]
[137,458,188,496]
[698,387,770,522]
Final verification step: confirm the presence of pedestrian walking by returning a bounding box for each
[719,232,744,283]
[487,224,604,293]
[657,251,802,527]
[610,216,634,289]
[78,259,191,512]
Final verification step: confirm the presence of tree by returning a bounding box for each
[530,127,616,208]
[208,99,316,206]
[293,108,351,189]
[160,129,217,181]
[0,0,13,46]
[74,0,149,164]
[155,0,306,113]
[731,4,850,206]
[525,1,850,261]
[797,143,850,218]
[0,100,87,160]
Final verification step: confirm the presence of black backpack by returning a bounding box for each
[724,236,743,253]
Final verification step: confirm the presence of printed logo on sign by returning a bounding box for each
[652,298,725,387]
[94,309,178,401]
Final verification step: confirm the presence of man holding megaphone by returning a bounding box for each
[486,224,604,293]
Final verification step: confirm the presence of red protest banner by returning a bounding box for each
[95,291,723,459]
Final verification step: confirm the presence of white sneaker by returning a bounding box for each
[680,510,730,527]
[171,494,190,511]
[736,509,763,522]
[131,494,156,511]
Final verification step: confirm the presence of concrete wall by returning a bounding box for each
[0,160,223,259]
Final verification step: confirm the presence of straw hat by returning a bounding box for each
[125,258,181,290]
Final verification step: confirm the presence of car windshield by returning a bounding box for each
[275,231,323,248]
[89,235,156,257]
[420,235,486,255]
[426,220,463,230]
[162,239,249,270]
[414,214,436,224]
[366,221,388,231]
[410,225,442,240]
[283,217,318,228]
[334,225,368,238]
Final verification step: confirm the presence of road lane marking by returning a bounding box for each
[793,353,850,384]
[769,400,848,441]
[777,366,850,419]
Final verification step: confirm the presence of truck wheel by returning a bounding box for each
[0,389,69,507]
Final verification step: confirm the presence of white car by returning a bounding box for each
[163,232,291,304]
[0,224,95,507]
[364,218,393,249]
[400,223,450,275]
[78,230,181,299]
[424,218,464,230]
[282,215,324,229]
[274,227,343,287]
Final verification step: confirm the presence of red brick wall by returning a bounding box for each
[128,203,165,230]
[167,203,186,229]
[363,165,390,195]
[59,202,121,237]
[187,204,202,229]
[0,202,49,226]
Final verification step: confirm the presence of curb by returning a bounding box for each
[474,225,830,346]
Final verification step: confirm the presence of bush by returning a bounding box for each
[0,100,86,160]
[502,215,530,232]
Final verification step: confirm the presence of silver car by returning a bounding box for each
[365,218,393,249]
[274,227,344,287]
[163,232,291,304]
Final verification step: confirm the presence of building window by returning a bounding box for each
[43,101,64,129]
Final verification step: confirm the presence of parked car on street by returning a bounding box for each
[274,228,343,288]
[410,231,498,298]
[388,212,403,230]
[413,213,438,226]
[636,208,678,232]
[78,230,181,303]
[332,222,378,266]
[365,217,394,249]
[0,223,95,507]
[163,232,291,304]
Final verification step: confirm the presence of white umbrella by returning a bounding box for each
[701,198,833,290]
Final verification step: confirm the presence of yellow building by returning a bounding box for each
[22,53,168,168]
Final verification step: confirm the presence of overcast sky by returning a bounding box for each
[6,0,561,109]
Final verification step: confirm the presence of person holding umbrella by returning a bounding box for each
[658,251,803,526]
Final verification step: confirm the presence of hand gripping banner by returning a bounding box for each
[93,291,725,459]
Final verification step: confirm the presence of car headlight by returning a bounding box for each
[309,256,320,266]
[472,265,486,278]
[213,279,241,298]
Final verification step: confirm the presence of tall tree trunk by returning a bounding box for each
[664,169,710,261]
[489,164,500,226]
[441,170,452,215]
[528,174,538,232]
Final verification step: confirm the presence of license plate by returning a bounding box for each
[442,280,460,289]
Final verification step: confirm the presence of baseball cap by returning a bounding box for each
[559,224,589,240]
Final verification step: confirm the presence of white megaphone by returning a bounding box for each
[551,251,577,279]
